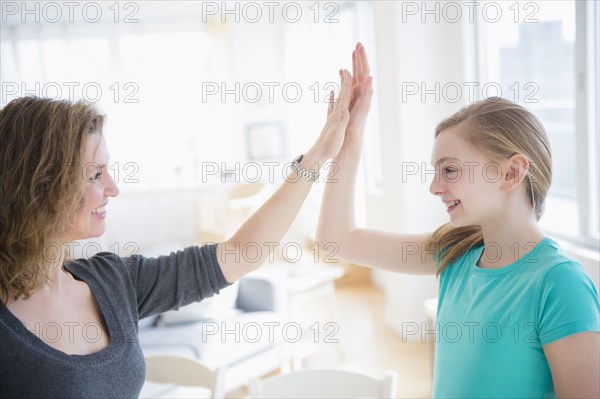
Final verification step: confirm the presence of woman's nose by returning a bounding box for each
[106,172,120,197]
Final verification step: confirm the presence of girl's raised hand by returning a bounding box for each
[346,42,373,140]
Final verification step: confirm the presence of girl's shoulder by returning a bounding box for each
[530,237,585,274]
[527,238,597,298]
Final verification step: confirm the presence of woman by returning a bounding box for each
[0,64,353,396]
[316,43,599,397]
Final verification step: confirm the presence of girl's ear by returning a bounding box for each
[501,154,529,192]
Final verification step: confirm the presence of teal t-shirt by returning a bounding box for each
[433,237,600,398]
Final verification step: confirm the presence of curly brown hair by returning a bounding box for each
[0,96,104,301]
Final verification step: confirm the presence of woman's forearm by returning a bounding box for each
[216,150,327,282]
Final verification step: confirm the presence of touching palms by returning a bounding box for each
[316,43,373,161]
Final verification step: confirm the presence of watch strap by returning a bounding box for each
[291,154,319,182]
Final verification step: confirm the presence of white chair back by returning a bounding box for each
[144,355,225,399]
[248,368,397,398]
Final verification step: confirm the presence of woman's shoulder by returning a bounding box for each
[63,251,131,285]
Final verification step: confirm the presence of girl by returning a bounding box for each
[0,66,353,397]
[316,43,599,398]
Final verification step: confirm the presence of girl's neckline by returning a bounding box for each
[470,236,552,276]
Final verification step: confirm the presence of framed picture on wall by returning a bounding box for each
[245,122,286,160]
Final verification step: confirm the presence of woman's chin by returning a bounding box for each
[89,229,106,238]
[81,228,106,240]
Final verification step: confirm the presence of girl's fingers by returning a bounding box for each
[360,43,370,77]
[356,43,363,79]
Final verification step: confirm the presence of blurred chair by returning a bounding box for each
[248,368,397,399]
[142,355,225,399]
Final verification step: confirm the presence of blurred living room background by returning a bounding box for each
[1,1,598,397]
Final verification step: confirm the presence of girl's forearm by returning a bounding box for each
[315,135,363,252]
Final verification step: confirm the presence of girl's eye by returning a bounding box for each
[444,168,457,174]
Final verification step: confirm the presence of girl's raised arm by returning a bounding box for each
[316,43,437,275]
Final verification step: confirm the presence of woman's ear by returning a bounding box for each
[501,154,529,192]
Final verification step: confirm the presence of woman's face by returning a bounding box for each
[65,133,119,242]
[429,123,506,227]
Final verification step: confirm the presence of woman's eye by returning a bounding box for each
[444,168,457,174]
[84,163,103,182]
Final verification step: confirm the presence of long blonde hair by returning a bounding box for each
[0,97,104,301]
[428,97,552,275]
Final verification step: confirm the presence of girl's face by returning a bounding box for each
[429,123,506,227]
[65,133,119,242]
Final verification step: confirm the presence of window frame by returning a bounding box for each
[574,0,599,247]
[473,0,599,250]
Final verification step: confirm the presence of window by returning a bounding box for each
[476,0,599,248]
[1,3,226,192]
[1,2,368,194]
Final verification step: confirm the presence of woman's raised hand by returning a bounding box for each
[306,68,352,162]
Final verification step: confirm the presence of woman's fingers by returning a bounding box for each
[325,69,350,123]
[337,69,352,111]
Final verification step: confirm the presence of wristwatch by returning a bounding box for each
[291,154,320,182]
